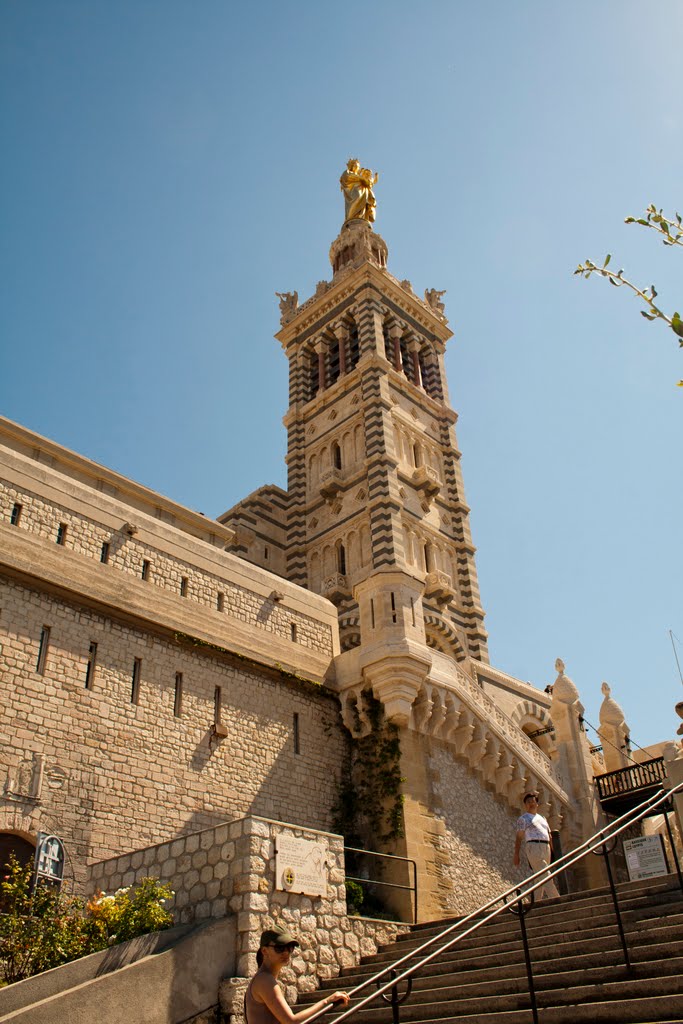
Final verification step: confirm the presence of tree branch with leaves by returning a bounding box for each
[575,204,682,386]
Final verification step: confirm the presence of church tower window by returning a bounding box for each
[328,337,340,384]
[337,541,347,575]
[308,349,319,400]
[348,323,360,369]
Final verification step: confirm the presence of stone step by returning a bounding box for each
[373,909,683,966]
[321,923,682,993]
[363,993,683,1024]
[319,954,683,1006]
[361,916,683,968]
[340,971,683,1022]
[391,891,683,949]
[307,877,683,1024]
[310,936,680,997]
[405,878,682,938]
[409,876,681,931]
[351,955,683,1007]
[331,950,683,999]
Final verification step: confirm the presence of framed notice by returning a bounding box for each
[623,834,669,881]
[275,834,328,897]
[34,833,65,888]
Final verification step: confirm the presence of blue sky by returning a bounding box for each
[2,1,681,748]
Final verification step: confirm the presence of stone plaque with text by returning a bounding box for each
[275,834,328,897]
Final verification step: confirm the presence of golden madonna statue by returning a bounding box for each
[340,158,379,223]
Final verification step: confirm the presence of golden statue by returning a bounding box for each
[340,158,379,224]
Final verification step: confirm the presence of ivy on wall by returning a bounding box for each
[332,691,405,846]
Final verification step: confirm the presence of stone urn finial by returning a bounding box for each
[599,681,626,727]
[551,657,579,704]
[676,700,683,737]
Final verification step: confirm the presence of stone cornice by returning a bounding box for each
[0,416,234,547]
[473,661,552,708]
[0,524,339,682]
[276,262,453,348]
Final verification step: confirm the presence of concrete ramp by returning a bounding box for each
[0,916,235,1024]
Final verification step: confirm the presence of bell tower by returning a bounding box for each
[275,186,489,690]
[223,165,574,918]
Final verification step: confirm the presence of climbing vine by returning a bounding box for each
[332,691,405,846]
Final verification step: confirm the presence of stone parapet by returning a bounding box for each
[89,815,408,1000]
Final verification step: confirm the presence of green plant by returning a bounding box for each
[0,856,88,984]
[575,204,682,386]
[344,879,364,914]
[333,691,405,846]
[0,857,174,986]
[85,876,173,947]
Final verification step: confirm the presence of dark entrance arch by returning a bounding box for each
[0,832,35,873]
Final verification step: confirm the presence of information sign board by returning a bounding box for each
[275,834,328,897]
[34,833,65,888]
[623,834,668,882]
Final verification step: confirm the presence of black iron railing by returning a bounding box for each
[343,846,418,925]
[596,756,666,801]
[314,777,683,1024]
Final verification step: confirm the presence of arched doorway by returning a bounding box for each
[0,832,35,873]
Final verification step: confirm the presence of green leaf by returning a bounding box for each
[651,285,657,298]
[671,313,683,339]
[603,253,611,267]
[637,219,649,226]
[608,277,620,286]
[640,311,657,321]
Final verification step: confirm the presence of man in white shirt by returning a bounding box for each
[513,792,560,900]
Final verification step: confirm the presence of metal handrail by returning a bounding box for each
[595,757,666,800]
[309,776,683,1024]
[344,846,418,924]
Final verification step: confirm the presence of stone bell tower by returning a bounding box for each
[223,164,574,919]
[275,185,489,705]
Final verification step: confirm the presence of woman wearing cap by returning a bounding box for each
[246,926,350,1024]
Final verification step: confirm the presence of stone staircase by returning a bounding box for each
[303,876,683,1024]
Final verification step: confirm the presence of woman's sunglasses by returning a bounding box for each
[270,942,297,953]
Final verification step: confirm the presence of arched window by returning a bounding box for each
[332,441,342,470]
[413,442,422,467]
[328,337,340,384]
[337,541,347,575]
[348,323,360,369]
[400,337,418,384]
[308,349,319,400]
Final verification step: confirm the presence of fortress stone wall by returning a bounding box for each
[0,420,346,883]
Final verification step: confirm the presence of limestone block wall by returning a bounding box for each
[88,816,408,1000]
[0,576,347,870]
[428,742,519,914]
[0,473,330,655]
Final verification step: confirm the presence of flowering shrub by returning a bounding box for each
[86,877,174,946]
[0,857,173,985]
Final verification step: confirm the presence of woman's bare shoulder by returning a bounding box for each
[251,972,279,1000]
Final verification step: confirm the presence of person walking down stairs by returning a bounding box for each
[513,791,560,900]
